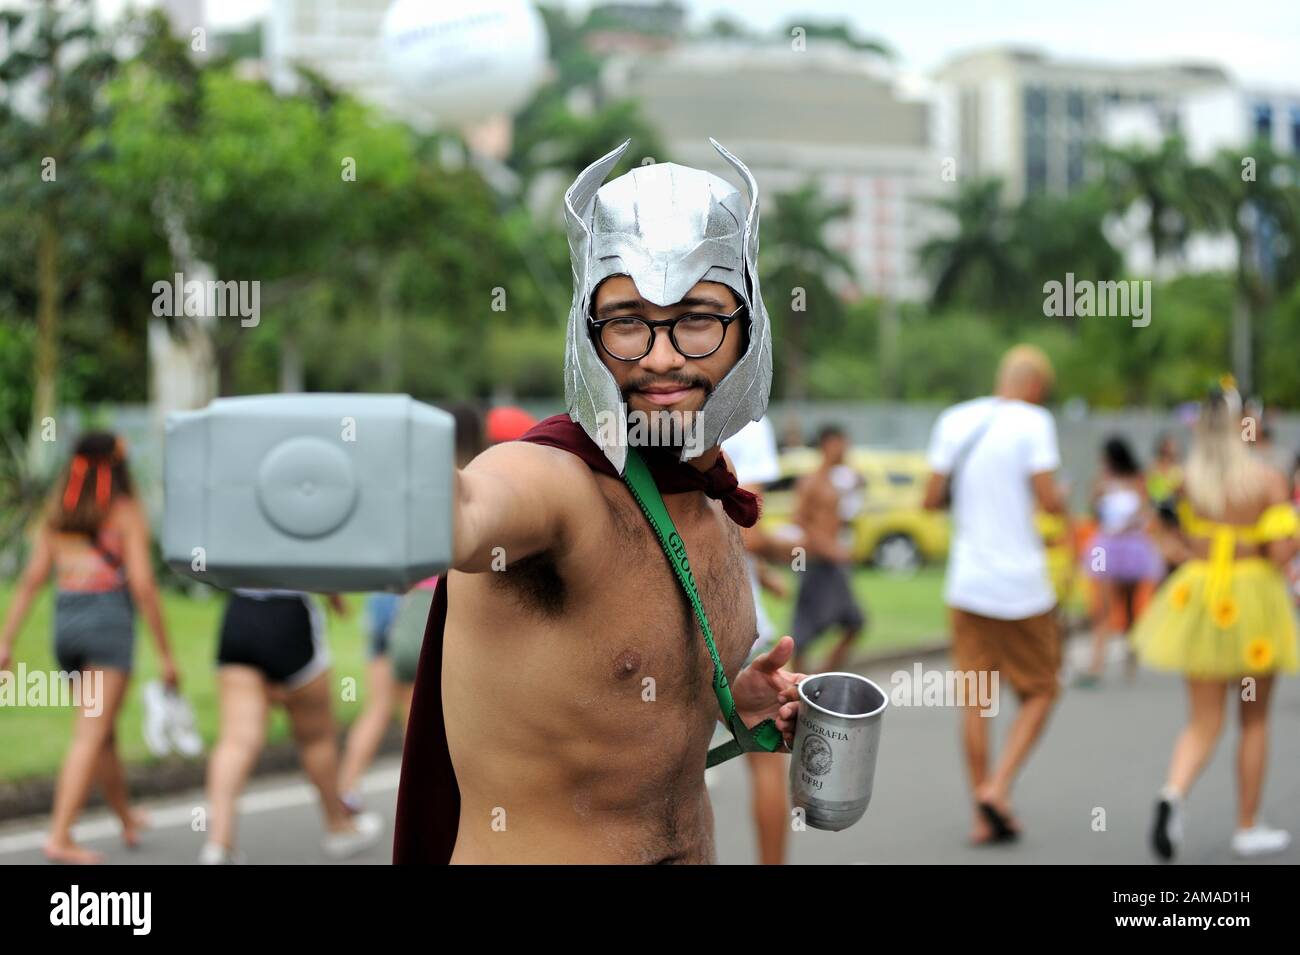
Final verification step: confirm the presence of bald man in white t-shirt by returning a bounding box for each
[923,345,1069,845]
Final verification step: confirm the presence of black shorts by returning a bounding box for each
[791,560,866,650]
[217,592,329,688]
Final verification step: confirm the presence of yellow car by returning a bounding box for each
[762,448,1076,587]
[760,448,949,572]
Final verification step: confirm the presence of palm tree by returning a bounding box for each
[760,182,855,399]
[1096,136,1214,275]
[1197,143,1300,394]
[919,178,1021,313]
[1013,183,1123,329]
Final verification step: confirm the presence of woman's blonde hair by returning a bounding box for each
[1183,388,1265,519]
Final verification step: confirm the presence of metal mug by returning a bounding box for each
[789,672,888,831]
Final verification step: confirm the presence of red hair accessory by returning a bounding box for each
[95,461,112,508]
[63,455,89,511]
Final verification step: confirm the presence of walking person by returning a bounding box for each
[201,589,382,863]
[1076,437,1164,686]
[0,432,179,863]
[922,345,1069,844]
[789,425,866,675]
[339,403,486,813]
[724,415,798,865]
[1133,381,1297,860]
[337,592,404,814]
[1147,433,1183,507]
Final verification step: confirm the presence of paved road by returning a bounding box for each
[2,638,1296,865]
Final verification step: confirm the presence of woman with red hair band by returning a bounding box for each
[0,432,179,863]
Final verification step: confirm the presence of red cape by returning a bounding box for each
[391,414,757,863]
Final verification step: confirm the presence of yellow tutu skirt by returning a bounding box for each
[1131,558,1298,678]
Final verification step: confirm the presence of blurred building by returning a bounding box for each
[92,0,206,34]
[933,47,1230,201]
[265,0,393,108]
[1100,83,1300,277]
[584,0,685,55]
[1105,84,1300,162]
[600,40,948,302]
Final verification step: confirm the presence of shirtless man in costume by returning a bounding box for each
[394,140,807,864]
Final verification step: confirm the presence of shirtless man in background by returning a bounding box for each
[395,141,806,864]
[789,425,865,675]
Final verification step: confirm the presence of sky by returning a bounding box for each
[103,0,1300,89]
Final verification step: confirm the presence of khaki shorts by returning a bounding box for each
[950,606,1062,700]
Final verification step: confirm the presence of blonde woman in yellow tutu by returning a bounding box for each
[1132,382,1298,861]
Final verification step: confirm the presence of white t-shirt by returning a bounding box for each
[723,418,780,650]
[926,397,1060,620]
[722,417,780,486]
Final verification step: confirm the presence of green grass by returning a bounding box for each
[759,565,948,664]
[0,584,371,784]
[0,567,947,783]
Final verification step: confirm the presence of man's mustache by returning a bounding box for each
[621,374,713,398]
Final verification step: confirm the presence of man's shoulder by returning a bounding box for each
[468,439,601,483]
[466,441,612,529]
[945,397,1053,429]
[937,396,994,429]
[1002,401,1057,443]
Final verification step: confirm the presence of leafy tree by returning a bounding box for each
[0,0,118,471]
[775,19,893,56]
[1196,143,1300,395]
[1014,183,1122,322]
[919,178,1022,316]
[1096,136,1215,270]
[760,182,855,400]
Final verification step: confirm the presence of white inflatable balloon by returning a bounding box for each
[381,0,549,126]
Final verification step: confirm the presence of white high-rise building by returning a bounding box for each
[932,47,1230,202]
[600,40,948,303]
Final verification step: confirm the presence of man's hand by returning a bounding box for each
[161,655,180,691]
[732,635,806,749]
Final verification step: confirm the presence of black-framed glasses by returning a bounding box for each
[589,305,747,361]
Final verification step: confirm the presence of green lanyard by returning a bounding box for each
[622,447,784,768]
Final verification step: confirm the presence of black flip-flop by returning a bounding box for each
[978,802,1020,843]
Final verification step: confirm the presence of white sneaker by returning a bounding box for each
[1232,825,1291,858]
[340,791,365,815]
[322,811,384,860]
[141,682,171,757]
[198,842,244,865]
[165,690,204,757]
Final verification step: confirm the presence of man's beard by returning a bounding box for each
[618,374,713,456]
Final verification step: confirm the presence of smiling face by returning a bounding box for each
[590,275,746,419]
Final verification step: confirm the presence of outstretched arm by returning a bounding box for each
[452,442,591,573]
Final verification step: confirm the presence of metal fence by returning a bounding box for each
[43,398,1300,520]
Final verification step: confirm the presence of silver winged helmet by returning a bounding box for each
[562,139,773,473]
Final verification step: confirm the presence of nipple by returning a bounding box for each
[612,649,642,681]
